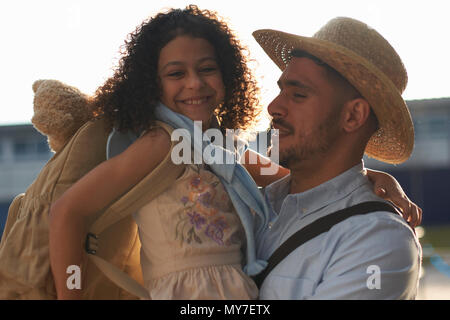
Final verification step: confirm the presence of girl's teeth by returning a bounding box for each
[184,98,207,105]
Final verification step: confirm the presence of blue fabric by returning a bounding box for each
[106,129,138,159]
[153,102,269,276]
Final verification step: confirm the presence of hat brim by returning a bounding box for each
[253,29,414,164]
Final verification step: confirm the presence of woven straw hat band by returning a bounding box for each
[253,17,415,164]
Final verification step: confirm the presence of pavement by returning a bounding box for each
[417,263,450,300]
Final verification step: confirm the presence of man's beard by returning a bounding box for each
[277,112,341,169]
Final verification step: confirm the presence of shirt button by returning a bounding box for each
[268,222,273,229]
[302,208,307,214]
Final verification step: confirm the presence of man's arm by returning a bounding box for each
[310,213,422,299]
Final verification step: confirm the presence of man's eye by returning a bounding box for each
[167,71,183,77]
[294,93,306,98]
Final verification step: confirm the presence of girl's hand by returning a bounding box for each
[242,149,290,187]
[367,169,422,228]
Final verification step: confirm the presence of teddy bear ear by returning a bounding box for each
[32,80,46,93]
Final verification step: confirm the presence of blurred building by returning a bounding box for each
[0,125,53,235]
[365,97,450,169]
[364,98,450,226]
[1,97,450,237]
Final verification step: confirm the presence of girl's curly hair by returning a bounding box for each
[91,5,261,135]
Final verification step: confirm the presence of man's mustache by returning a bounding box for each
[271,119,295,134]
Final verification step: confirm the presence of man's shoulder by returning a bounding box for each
[325,198,420,257]
[346,201,407,223]
[326,186,418,247]
[337,205,412,236]
[340,180,407,223]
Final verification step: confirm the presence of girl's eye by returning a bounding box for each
[199,66,218,73]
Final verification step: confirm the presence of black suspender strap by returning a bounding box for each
[252,201,400,289]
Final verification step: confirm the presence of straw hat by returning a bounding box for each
[253,17,414,164]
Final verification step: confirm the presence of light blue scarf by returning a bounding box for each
[107,102,269,276]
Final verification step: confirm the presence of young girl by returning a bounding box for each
[49,5,421,300]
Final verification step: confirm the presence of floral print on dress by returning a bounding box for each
[175,171,232,246]
[205,217,228,245]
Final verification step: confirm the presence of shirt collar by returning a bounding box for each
[265,161,369,218]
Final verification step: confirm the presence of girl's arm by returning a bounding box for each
[366,169,422,228]
[49,128,170,299]
[241,149,290,187]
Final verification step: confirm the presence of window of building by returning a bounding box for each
[13,139,51,161]
[37,141,51,154]
[414,116,450,140]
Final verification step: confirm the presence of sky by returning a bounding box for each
[0,0,449,127]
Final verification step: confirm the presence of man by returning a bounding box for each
[252,17,422,299]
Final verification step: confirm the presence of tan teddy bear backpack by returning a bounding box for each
[0,80,184,299]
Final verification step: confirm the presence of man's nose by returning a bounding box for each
[267,93,287,118]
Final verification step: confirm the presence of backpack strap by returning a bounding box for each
[88,121,183,235]
[85,121,185,299]
[252,201,400,289]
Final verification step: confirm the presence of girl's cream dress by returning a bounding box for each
[133,164,258,299]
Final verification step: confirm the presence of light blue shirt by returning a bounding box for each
[257,162,422,300]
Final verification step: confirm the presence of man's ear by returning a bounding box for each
[341,98,371,133]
